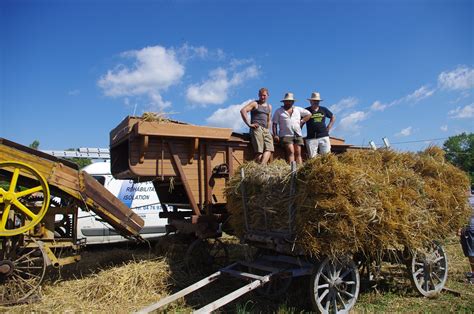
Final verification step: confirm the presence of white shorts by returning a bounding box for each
[305,136,331,158]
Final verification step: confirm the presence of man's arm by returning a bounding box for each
[240,101,258,128]
[267,104,272,130]
[272,122,279,142]
[327,115,336,132]
[300,108,312,127]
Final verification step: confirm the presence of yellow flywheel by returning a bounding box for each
[0,161,50,236]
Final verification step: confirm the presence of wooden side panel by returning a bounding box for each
[136,121,232,140]
[82,172,144,236]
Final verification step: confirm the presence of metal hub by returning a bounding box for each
[2,191,15,203]
[0,260,14,276]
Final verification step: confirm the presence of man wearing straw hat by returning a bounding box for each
[303,92,335,158]
[272,92,311,164]
[240,88,274,165]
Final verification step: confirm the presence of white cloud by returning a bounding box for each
[404,85,435,103]
[329,97,358,114]
[438,66,474,90]
[186,64,259,106]
[176,43,210,60]
[448,103,474,119]
[395,126,412,137]
[370,100,388,112]
[440,125,448,132]
[98,45,185,110]
[338,111,368,132]
[205,100,251,131]
[68,89,80,96]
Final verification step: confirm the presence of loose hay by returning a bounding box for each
[141,111,171,123]
[10,258,177,313]
[226,147,471,259]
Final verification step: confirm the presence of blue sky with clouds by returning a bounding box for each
[1,0,472,151]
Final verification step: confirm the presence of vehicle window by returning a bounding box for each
[93,175,106,186]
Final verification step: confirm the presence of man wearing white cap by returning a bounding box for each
[303,92,335,157]
[272,92,311,164]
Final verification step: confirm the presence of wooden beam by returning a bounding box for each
[205,142,212,213]
[136,122,232,140]
[139,135,149,164]
[188,138,199,164]
[167,142,201,216]
[226,146,233,177]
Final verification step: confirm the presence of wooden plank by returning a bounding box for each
[139,135,149,164]
[136,121,232,140]
[205,142,212,211]
[226,146,233,177]
[188,138,199,164]
[167,142,201,216]
[82,172,144,236]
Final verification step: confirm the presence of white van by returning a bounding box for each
[78,161,167,244]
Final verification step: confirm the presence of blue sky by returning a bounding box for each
[1,0,472,152]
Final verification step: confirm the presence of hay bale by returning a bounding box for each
[226,147,471,259]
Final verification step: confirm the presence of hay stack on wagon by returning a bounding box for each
[226,147,471,258]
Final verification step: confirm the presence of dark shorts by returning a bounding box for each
[281,135,304,146]
[460,227,474,257]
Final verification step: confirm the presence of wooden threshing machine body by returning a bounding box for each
[109,116,352,237]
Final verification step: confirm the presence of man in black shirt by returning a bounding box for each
[304,92,335,157]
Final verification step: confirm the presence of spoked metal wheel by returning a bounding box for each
[0,237,47,305]
[184,238,229,276]
[408,242,448,297]
[0,161,50,237]
[311,257,360,313]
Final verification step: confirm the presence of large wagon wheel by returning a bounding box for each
[310,257,360,314]
[407,242,448,297]
[0,161,50,236]
[184,238,229,276]
[0,236,47,305]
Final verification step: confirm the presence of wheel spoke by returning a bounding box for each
[340,268,352,279]
[433,256,444,263]
[12,200,38,219]
[317,283,329,289]
[15,186,43,199]
[318,287,329,303]
[0,203,12,230]
[432,271,441,282]
[413,267,424,277]
[320,272,331,283]
[14,249,38,263]
[9,168,20,192]
[336,291,348,310]
[324,298,330,311]
[10,276,28,295]
[12,273,36,290]
[331,292,338,312]
[339,289,354,298]
[14,268,41,278]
